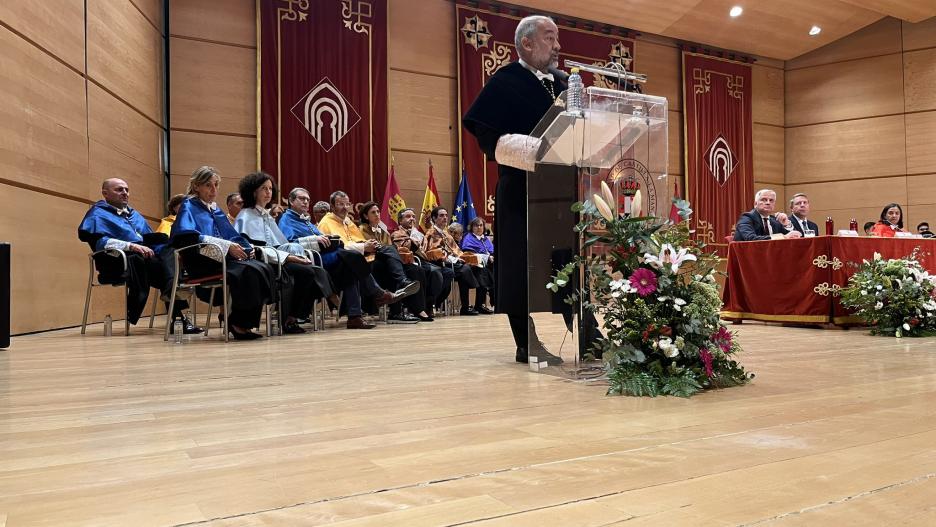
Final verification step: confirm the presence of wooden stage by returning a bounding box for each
[1,316,936,526]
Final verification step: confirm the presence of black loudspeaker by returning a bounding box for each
[0,243,9,348]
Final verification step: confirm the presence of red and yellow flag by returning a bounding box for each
[418,162,441,232]
[380,164,406,230]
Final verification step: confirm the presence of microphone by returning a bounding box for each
[548,66,569,83]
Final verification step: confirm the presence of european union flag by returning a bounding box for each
[453,169,477,228]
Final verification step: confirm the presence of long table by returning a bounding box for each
[721,237,936,325]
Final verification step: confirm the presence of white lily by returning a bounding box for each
[631,189,643,217]
[644,244,697,273]
[873,252,882,261]
[592,194,615,222]
[600,181,616,215]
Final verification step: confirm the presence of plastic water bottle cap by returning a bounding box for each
[571,67,580,74]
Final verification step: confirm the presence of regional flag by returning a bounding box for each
[453,168,477,227]
[380,164,406,230]
[418,162,441,232]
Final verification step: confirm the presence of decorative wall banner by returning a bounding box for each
[682,52,753,257]
[259,0,388,206]
[456,1,636,223]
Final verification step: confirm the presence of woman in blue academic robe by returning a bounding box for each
[170,166,275,340]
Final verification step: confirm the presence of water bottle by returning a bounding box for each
[103,315,113,337]
[825,216,834,236]
[270,315,280,336]
[173,318,183,344]
[849,218,858,232]
[567,67,583,113]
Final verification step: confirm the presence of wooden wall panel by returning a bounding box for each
[389,0,454,78]
[906,111,936,175]
[130,0,163,32]
[0,26,89,197]
[668,111,683,177]
[0,186,120,334]
[788,176,907,214]
[906,205,936,230]
[903,48,936,113]
[170,131,256,180]
[0,0,86,71]
[391,151,458,212]
[169,174,243,202]
[89,141,164,219]
[87,0,163,122]
[785,54,904,126]
[169,0,255,46]
[786,115,907,183]
[639,42,681,112]
[808,206,889,233]
[170,37,256,134]
[786,18,901,70]
[388,71,457,154]
[88,83,163,173]
[753,124,784,184]
[906,174,936,206]
[752,65,784,126]
[902,17,936,51]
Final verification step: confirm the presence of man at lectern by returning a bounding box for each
[463,15,565,364]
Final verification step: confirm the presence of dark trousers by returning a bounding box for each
[94,250,188,324]
[183,252,274,330]
[429,263,455,312]
[371,245,409,292]
[282,262,334,320]
[390,263,427,315]
[453,261,478,309]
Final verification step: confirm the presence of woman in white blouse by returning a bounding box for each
[234,172,337,334]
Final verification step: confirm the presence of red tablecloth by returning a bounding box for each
[721,237,936,324]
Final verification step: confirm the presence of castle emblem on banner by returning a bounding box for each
[704,134,738,187]
[461,15,492,50]
[290,77,361,152]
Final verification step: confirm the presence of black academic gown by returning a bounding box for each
[462,62,565,317]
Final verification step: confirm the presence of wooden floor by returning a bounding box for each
[2,316,936,526]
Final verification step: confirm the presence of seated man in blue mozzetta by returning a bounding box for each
[78,178,202,333]
[278,187,406,329]
[733,189,803,242]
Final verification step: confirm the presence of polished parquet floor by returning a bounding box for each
[1,315,936,526]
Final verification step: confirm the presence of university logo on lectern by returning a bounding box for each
[290,77,361,152]
[704,134,738,187]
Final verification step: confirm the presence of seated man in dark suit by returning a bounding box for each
[918,222,935,238]
[78,178,202,333]
[788,192,819,237]
[734,189,802,241]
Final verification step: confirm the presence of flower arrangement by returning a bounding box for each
[547,183,752,397]
[840,251,936,337]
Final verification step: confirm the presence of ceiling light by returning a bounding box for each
[809,25,821,36]
[729,6,743,17]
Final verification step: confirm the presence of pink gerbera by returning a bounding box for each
[699,348,714,378]
[712,325,732,354]
[628,268,658,297]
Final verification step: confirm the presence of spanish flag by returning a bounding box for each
[380,164,406,230]
[418,161,441,232]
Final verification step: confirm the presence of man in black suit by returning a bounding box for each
[734,189,803,241]
[788,193,819,237]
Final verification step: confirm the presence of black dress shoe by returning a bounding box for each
[460,307,479,316]
[474,306,494,315]
[417,314,434,322]
[516,347,529,363]
[283,322,306,334]
[170,316,204,335]
[530,341,563,365]
[229,329,263,340]
[388,312,420,324]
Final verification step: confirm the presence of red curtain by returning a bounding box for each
[456,2,635,223]
[259,0,388,206]
[683,52,753,257]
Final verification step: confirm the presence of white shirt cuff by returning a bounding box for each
[494,134,541,172]
[104,239,131,252]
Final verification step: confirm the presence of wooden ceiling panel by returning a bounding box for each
[837,0,936,23]
[509,0,919,60]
